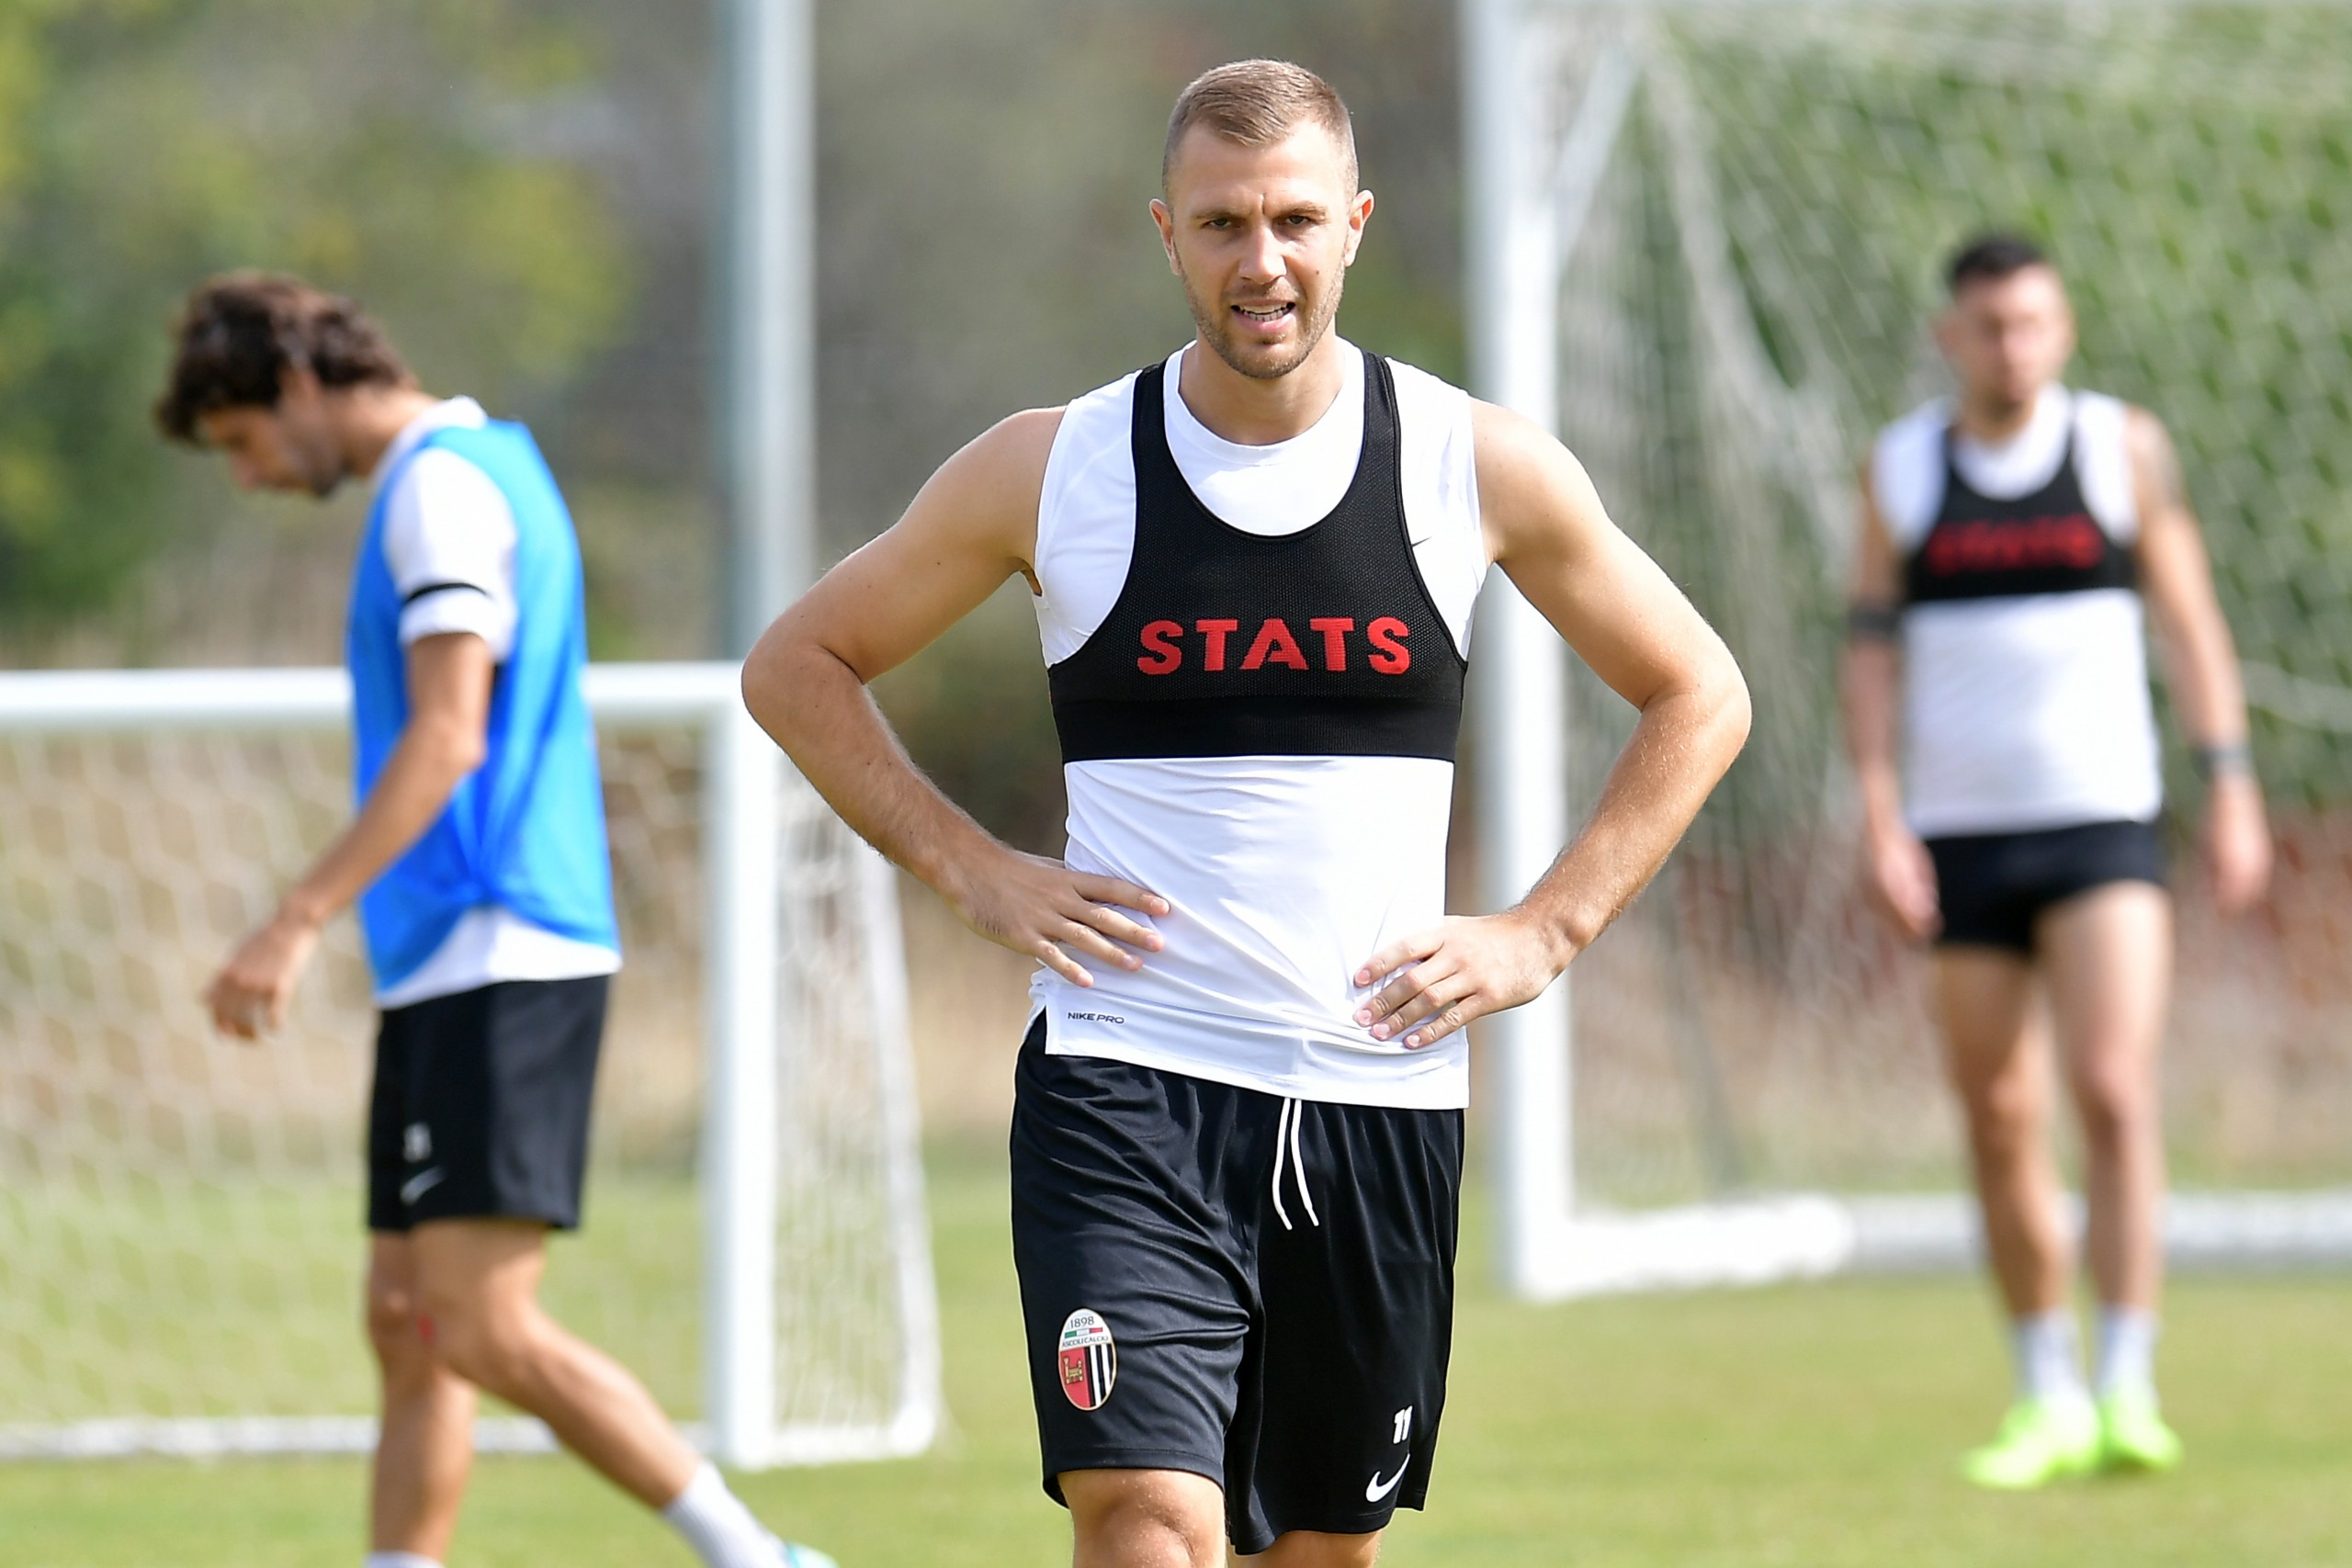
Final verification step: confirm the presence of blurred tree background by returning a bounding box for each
[0,0,642,660]
[7,0,2349,1163]
[0,0,1459,852]
[11,1,2343,849]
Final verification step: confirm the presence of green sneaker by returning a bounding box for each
[1962,1397,2102,1490]
[2099,1390,2185,1474]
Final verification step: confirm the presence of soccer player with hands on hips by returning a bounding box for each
[1843,235,2272,1489]
[744,60,1748,1568]
[158,275,835,1568]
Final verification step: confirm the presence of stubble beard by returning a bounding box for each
[1182,266,1345,382]
[1963,375,2041,428]
[300,437,349,498]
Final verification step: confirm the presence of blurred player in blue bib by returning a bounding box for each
[157,273,834,1568]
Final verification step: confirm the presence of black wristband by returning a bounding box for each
[1846,602,1902,641]
[2191,741,2254,781]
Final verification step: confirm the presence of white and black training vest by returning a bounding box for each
[1873,387,2162,837]
[1027,343,1487,1109]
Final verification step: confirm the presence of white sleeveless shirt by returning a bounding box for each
[1026,342,1488,1110]
[1873,386,2163,837]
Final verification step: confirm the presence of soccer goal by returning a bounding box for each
[1464,0,2352,1298]
[0,663,939,1468]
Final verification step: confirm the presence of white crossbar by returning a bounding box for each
[0,661,742,733]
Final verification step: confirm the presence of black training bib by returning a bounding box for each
[1904,422,2136,605]
[1047,349,1467,764]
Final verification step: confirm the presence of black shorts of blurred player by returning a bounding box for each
[1924,818,2166,953]
[367,976,607,1234]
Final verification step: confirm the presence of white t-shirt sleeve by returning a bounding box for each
[381,448,520,660]
[2073,391,2142,544]
[1034,376,1141,667]
[1870,400,1951,554]
[1388,359,1487,659]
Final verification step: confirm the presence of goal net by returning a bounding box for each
[0,664,938,1466]
[1468,0,2352,1294]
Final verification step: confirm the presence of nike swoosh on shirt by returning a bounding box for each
[1364,1461,1410,1503]
[401,1168,447,1206]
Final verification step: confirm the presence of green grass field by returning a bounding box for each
[6,1147,2349,1567]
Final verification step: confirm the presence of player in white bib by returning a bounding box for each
[1843,235,2272,1487]
[746,60,1749,1567]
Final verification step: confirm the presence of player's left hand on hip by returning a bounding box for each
[203,909,322,1040]
[1352,913,1566,1050]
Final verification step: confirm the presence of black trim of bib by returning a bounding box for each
[1903,419,2137,606]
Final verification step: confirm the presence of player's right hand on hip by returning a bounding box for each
[1863,826,1941,942]
[949,849,1169,988]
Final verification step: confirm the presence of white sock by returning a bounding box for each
[365,1555,444,1568]
[662,1461,784,1568]
[2010,1308,2089,1405]
[2095,1306,2160,1403]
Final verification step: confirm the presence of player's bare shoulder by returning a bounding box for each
[749,404,1068,690]
[972,403,1067,476]
[914,404,1067,571]
[2119,401,2186,508]
[1465,397,1610,567]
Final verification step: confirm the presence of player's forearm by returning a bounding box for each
[1513,668,1749,965]
[2158,620,2269,857]
[1840,641,1908,835]
[2132,418,2257,761]
[742,633,1004,903]
[281,717,483,928]
[2157,611,2253,754]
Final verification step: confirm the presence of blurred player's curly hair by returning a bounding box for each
[154,273,411,444]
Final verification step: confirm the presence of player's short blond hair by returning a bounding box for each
[1162,60,1358,197]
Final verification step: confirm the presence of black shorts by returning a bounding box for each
[1010,1021,1464,1555]
[1926,818,2167,953]
[366,976,608,1234]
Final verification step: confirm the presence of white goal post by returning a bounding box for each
[1464,0,2352,1299]
[0,662,939,1468]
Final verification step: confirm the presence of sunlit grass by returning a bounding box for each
[4,1145,2348,1567]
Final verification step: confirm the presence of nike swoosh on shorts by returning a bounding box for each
[1364,1462,1409,1503]
[401,1167,447,1206]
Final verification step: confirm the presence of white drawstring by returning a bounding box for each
[1288,1098,1320,1228]
[1271,1098,1320,1232]
[1271,1099,1294,1231]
